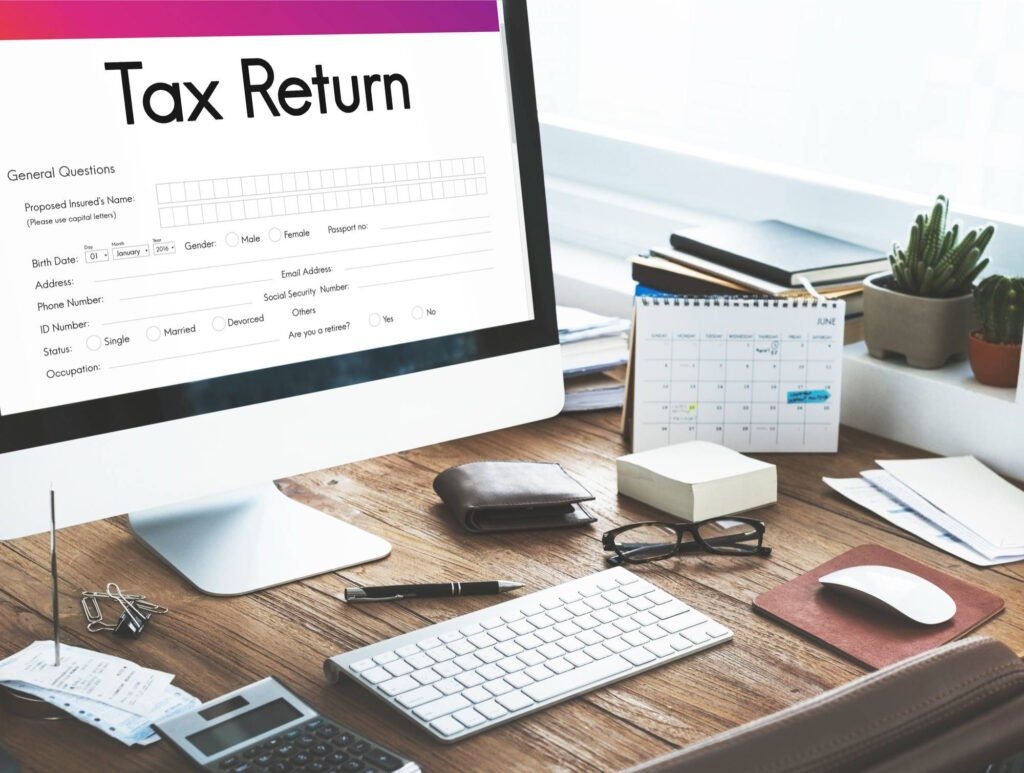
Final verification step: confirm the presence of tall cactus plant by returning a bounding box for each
[889,195,994,297]
[974,275,1024,345]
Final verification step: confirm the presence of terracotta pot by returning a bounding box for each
[968,330,1021,388]
[863,272,976,369]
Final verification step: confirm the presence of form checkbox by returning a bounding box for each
[216,202,231,220]
[227,178,243,197]
[185,181,201,200]
[202,203,217,222]
[271,197,285,216]
[156,184,171,204]
[159,208,174,227]
[441,159,453,177]
[284,196,298,215]
[269,175,283,194]
[383,165,395,183]
[255,176,269,195]
[199,180,215,199]
[187,204,203,224]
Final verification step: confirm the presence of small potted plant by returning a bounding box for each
[864,195,994,368]
[969,275,1023,387]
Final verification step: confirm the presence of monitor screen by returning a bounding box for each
[0,0,554,454]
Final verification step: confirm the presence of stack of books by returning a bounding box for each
[558,305,629,412]
[630,220,888,343]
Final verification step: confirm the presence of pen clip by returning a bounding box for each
[346,593,406,603]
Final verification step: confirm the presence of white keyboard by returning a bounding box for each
[325,567,732,742]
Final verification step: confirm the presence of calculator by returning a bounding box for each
[154,677,420,773]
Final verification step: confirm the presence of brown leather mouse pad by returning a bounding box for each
[753,544,1005,669]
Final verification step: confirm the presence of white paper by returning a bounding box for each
[822,477,1017,567]
[862,470,1019,561]
[0,641,174,716]
[879,456,1024,549]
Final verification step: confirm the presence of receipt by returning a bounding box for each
[0,640,174,716]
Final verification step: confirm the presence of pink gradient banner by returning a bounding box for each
[0,1,499,41]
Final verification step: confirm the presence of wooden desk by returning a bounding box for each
[2,413,1023,772]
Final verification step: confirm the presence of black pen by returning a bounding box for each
[344,580,524,603]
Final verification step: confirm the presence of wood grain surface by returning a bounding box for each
[1,412,1022,772]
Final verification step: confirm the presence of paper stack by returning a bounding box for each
[825,455,1024,567]
[0,641,199,746]
[557,305,629,411]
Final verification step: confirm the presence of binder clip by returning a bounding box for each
[79,583,169,639]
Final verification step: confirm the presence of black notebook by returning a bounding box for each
[669,220,887,287]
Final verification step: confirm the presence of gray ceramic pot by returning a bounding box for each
[863,272,976,369]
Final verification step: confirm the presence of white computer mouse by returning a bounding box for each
[819,564,957,625]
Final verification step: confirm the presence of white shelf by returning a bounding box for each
[842,342,1024,479]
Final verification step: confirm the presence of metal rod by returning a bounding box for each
[50,489,60,666]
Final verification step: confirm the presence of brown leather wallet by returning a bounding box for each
[432,461,596,533]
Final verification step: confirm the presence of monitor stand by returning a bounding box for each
[127,482,391,596]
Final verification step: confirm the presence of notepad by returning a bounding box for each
[627,295,844,452]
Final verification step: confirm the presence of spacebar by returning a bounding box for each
[523,656,632,702]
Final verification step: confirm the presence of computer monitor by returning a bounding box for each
[0,0,561,595]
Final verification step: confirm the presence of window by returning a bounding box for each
[529,0,1024,220]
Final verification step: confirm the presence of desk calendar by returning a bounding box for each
[630,296,844,453]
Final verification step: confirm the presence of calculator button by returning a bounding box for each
[274,745,295,757]
[342,760,366,772]
[350,740,370,755]
[308,763,326,773]
[232,766,252,773]
[269,764,287,773]
[312,743,331,756]
[297,735,315,748]
[244,748,261,758]
[221,757,240,768]
[329,752,349,764]
[317,726,340,739]
[365,749,403,771]
[285,730,301,740]
[306,719,324,730]
[292,752,310,765]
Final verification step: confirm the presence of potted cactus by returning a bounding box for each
[864,195,995,368]
[968,275,1023,387]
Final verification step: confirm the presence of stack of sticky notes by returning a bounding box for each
[617,440,776,521]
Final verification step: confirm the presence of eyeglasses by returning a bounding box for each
[602,517,771,565]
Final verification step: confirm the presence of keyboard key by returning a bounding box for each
[413,694,471,721]
[633,611,658,627]
[350,659,375,673]
[468,633,497,648]
[597,578,619,591]
[640,625,668,641]
[452,708,487,728]
[659,612,701,634]
[548,608,573,623]
[460,623,483,637]
[602,589,627,604]
[498,656,526,673]
[623,582,654,598]
[557,636,584,653]
[454,654,484,671]
[667,635,694,651]
[630,598,656,613]
[652,600,690,620]
[705,623,731,638]
[396,685,443,708]
[365,749,404,772]
[478,664,504,680]
[496,690,534,712]
[361,667,391,684]
[547,657,573,674]
[395,644,420,658]
[411,667,441,685]
[623,631,649,647]
[577,630,602,646]
[566,601,590,616]
[584,596,610,611]
[554,621,583,637]
[463,686,491,703]
[484,678,513,696]
[431,716,464,737]
[595,623,620,639]
[537,628,562,643]
[647,590,674,605]
[521,604,544,617]
[645,640,674,658]
[508,620,535,636]
[622,647,656,666]
[614,619,641,634]
[426,646,456,662]
[477,700,508,720]
[604,637,630,654]
[593,608,618,624]
[527,613,556,628]
[559,590,582,604]
[435,678,463,695]
[575,615,600,630]
[433,661,462,678]
[524,655,631,702]
[516,634,544,649]
[405,653,433,670]
[449,639,475,656]
[440,631,463,643]
[538,643,563,659]
[518,650,545,667]
[379,675,419,696]
[525,664,555,681]
[490,626,516,643]
[477,647,503,664]
[505,671,533,688]
[579,585,602,598]
[373,652,398,665]
[684,629,712,645]
[566,651,594,668]
[383,661,413,677]
[610,602,634,617]
[584,644,613,660]
[481,617,504,630]
[455,671,485,688]
[418,637,442,651]
[500,611,525,624]
[540,598,561,610]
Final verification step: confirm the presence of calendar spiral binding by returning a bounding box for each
[639,294,839,309]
